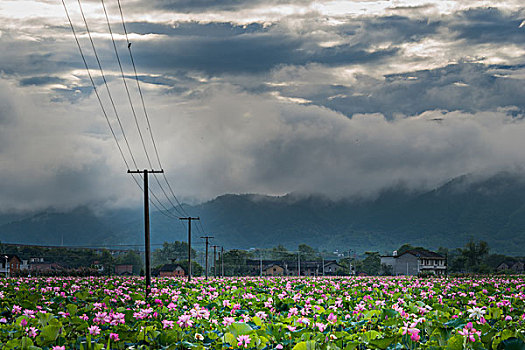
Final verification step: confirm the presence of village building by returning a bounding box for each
[496,261,524,273]
[323,260,345,275]
[115,264,133,275]
[263,263,285,276]
[158,264,186,277]
[0,254,22,276]
[387,249,446,276]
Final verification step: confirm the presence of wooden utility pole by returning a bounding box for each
[179,217,200,281]
[211,245,219,277]
[259,251,263,276]
[200,236,214,280]
[128,169,164,298]
[221,246,224,277]
[298,252,301,277]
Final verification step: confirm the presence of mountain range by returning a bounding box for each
[1,172,525,255]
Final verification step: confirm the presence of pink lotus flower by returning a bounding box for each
[458,322,481,343]
[223,317,235,326]
[237,335,251,348]
[401,322,420,342]
[26,327,38,338]
[177,314,194,328]
[162,320,174,329]
[327,313,337,324]
[88,325,100,335]
[110,333,120,341]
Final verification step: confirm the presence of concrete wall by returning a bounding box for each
[394,253,419,276]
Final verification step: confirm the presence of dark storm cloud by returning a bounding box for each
[269,63,525,118]
[19,76,67,86]
[128,30,397,75]
[358,15,440,44]
[149,0,314,12]
[450,8,525,44]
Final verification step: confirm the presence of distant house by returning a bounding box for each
[510,262,524,273]
[301,261,323,276]
[0,254,22,275]
[115,264,133,275]
[393,249,446,276]
[323,260,344,275]
[380,255,396,268]
[159,264,186,277]
[497,261,524,273]
[263,263,285,276]
[30,261,62,273]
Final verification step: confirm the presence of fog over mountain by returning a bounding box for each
[1,1,525,213]
[2,173,525,255]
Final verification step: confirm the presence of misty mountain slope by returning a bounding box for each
[1,173,525,255]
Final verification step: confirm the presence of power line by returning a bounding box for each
[100,0,187,220]
[116,0,190,220]
[100,0,152,167]
[61,0,129,171]
[65,0,205,234]
[61,0,177,222]
[76,0,138,171]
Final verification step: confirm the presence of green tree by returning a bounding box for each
[397,244,426,255]
[152,241,195,267]
[298,244,319,261]
[460,240,490,272]
[117,250,144,275]
[99,249,115,275]
[222,249,252,276]
[176,260,203,276]
[361,252,381,276]
[270,245,296,262]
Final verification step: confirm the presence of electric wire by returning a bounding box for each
[66,0,205,232]
[76,0,180,220]
[76,0,139,171]
[100,0,186,219]
[116,0,192,221]
[61,0,176,221]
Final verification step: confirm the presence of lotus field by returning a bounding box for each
[0,276,524,349]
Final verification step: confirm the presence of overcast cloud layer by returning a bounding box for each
[1,0,525,212]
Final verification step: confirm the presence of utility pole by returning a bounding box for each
[322,256,325,276]
[211,245,219,277]
[128,169,164,298]
[179,217,200,282]
[298,252,301,277]
[3,256,8,278]
[200,236,214,280]
[348,249,353,276]
[221,246,224,277]
[259,251,263,277]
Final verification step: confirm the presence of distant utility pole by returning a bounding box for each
[211,245,219,277]
[200,236,214,280]
[259,251,263,277]
[179,217,200,282]
[128,169,164,298]
[322,256,325,276]
[298,252,301,277]
[3,256,8,278]
[221,246,224,277]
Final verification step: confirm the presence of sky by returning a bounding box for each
[0,0,525,212]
